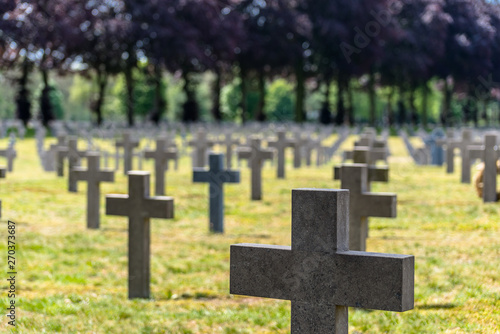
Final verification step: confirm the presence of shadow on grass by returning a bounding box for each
[415,303,457,310]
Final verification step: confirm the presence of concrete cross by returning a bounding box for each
[0,167,5,217]
[237,137,274,200]
[343,146,387,165]
[106,171,174,299]
[230,189,414,334]
[340,164,397,251]
[73,152,114,229]
[144,137,178,195]
[0,146,17,172]
[188,128,215,167]
[115,131,140,175]
[292,133,308,168]
[268,130,295,179]
[193,153,240,233]
[55,136,68,177]
[222,132,240,169]
[436,129,455,173]
[67,137,87,192]
[482,134,499,202]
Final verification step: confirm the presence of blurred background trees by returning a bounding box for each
[1,0,500,127]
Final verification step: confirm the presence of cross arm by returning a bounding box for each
[221,170,240,183]
[230,244,414,312]
[193,169,210,183]
[236,147,252,160]
[106,195,130,216]
[144,196,174,219]
[98,170,115,183]
[468,145,484,160]
[359,193,397,218]
[334,166,389,183]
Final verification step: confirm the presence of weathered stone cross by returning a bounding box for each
[55,135,68,177]
[106,171,174,299]
[482,134,499,202]
[237,137,274,200]
[268,130,295,179]
[0,146,17,172]
[193,153,240,233]
[68,137,88,192]
[188,128,215,167]
[339,164,397,251]
[230,189,414,333]
[144,137,178,195]
[221,132,240,169]
[73,152,115,229]
[115,131,140,175]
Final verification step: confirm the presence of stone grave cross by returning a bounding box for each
[237,137,274,200]
[55,135,68,177]
[188,128,215,167]
[106,171,174,299]
[230,189,414,333]
[73,152,115,229]
[268,130,295,179]
[144,137,178,195]
[193,153,240,233]
[340,164,397,251]
[68,137,88,192]
[115,131,140,175]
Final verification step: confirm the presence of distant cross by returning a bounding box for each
[106,171,174,299]
[443,129,481,182]
[482,134,499,202]
[0,167,5,217]
[188,128,215,167]
[55,135,68,177]
[144,137,178,195]
[436,129,456,173]
[339,164,397,251]
[292,133,308,168]
[268,130,295,178]
[116,131,140,175]
[230,189,414,334]
[222,132,240,169]
[73,152,114,229]
[0,146,16,172]
[67,137,87,192]
[237,137,274,200]
[193,153,240,233]
[343,146,387,165]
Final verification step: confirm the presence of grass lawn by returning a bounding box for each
[0,134,498,333]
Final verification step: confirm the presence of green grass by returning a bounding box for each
[0,135,498,333]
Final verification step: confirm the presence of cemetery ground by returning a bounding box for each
[0,135,498,333]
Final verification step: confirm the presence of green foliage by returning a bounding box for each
[265,79,295,121]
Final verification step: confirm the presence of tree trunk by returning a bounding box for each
[335,75,345,126]
[347,80,354,125]
[211,69,222,122]
[256,71,266,122]
[16,59,31,128]
[240,66,248,123]
[124,66,135,127]
[441,78,452,126]
[421,82,429,127]
[294,60,306,123]
[93,69,107,126]
[368,69,376,126]
[181,70,199,123]
[387,86,395,126]
[40,69,54,128]
[319,79,332,124]
[150,64,165,125]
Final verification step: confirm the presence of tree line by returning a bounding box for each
[1,0,499,127]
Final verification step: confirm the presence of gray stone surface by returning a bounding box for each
[188,128,215,167]
[193,153,240,233]
[340,164,397,251]
[222,132,240,169]
[0,167,5,218]
[483,134,499,202]
[106,171,174,299]
[73,152,114,229]
[237,137,274,200]
[144,137,178,195]
[0,146,17,172]
[115,131,139,175]
[230,189,414,334]
[67,137,87,192]
[268,130,295,179]
[55,136,68,177]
